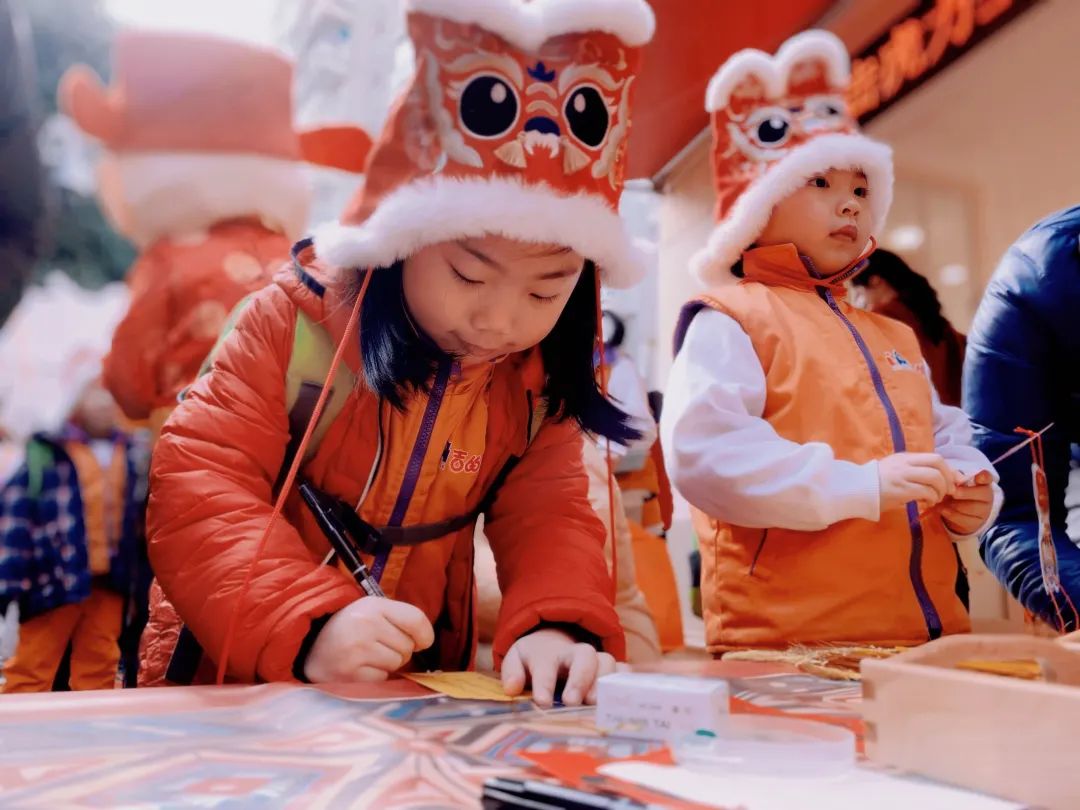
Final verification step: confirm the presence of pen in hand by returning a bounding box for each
[299,483,386,598]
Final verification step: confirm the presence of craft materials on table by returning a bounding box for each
[675,715,856,778]
[0,679,662,807]
[595,672,730,741]
[597,759,1021,810]
[862,633,1080,810]
[481,777,659,809]
[723,645,903,681]
[404,670,529,702]
[0,661,1029,808]
[517,706,1017,810]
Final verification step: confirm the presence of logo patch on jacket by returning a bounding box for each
[884,350,927,375]
[441,443,482,474]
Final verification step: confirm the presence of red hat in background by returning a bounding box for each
[60,30,371,171]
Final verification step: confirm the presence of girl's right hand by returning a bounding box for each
[303,598,435,683]
[877,452,956,513]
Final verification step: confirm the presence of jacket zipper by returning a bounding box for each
[371,357,455,581]
[806,257,943,640]
[748,529,769,576]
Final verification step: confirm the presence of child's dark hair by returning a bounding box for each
[351,261,640,445]
[851,249,950,344]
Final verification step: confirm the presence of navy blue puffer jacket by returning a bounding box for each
[965,205,1080,628]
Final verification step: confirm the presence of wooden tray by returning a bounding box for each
[861,633,1080,809]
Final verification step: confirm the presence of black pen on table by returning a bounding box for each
[299,483,385,598]
[482,777,659,810]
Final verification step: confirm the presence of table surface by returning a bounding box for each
[0,661,1014,809]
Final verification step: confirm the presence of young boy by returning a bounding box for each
[0,380,145,691]
[662,31,1000,654]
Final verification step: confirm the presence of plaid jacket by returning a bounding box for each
[0,433,145,621]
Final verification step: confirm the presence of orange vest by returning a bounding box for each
[65,439,128,577]
[615,447,672,531]
[680,244,970,652]
[595,360,672,532]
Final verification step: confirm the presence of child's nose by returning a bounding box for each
[838,195,861,217]
[473,302,514,338]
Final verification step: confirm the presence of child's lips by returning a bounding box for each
[459,339,504,359]
[831,225,858,241]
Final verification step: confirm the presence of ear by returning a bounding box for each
[706,49,780,115]
[785,55,835,98]
[777,30,850,98]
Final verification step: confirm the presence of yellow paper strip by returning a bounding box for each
[954,659,1045,680]
[403,671,530,702]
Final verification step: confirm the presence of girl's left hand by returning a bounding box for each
[501,627,617,708]
[941,470,995,536]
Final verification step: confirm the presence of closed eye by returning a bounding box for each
[452,267,483,286]
[531,292,560,304]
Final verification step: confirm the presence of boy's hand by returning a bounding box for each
[304,598,434,683]
[501,627,617,708]
[878,453,956,513]
[941,470,995,536]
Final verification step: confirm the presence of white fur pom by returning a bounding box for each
[313,175,647,288]
[406,0,656,51]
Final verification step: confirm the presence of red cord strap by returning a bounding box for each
[216,272,372,684]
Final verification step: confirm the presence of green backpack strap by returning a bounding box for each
[273,311,356,493]
[179,293,256,404]
[185,294,356,493]
[26,440,55,499]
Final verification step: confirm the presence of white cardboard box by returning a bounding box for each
[595,672,730,742]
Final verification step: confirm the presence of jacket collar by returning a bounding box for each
[741,238,877,297]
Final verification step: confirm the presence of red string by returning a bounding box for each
[216,271,372,684]
[1062,591,1080,631]
[594,270,618,604]
[1014,426,1080,634]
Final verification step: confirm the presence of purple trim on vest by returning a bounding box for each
[58,422,125,447]
[806,256,943,641]
[673,300,711,356]
[593,345,618,368]
[372,357,454,581]
[827,254,871,286]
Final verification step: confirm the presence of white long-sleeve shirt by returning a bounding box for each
[661,308,1002,536]
[605,351,657,462]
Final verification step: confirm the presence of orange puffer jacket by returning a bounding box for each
[103,218,288,422]
[140,249,623,685]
